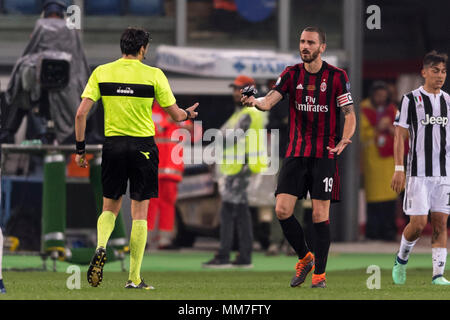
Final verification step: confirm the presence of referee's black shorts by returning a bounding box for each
[275,156,340,202]
[101,136,159,201]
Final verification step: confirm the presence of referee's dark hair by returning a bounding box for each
[302,26,326,44]
[423,50,448,68]
[120,27,151,56]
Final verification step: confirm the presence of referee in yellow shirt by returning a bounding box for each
[75,27,199,289]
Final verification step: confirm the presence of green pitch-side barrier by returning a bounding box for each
[42,153,66,258]
[89,156,128,254]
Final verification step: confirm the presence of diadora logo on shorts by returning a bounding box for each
[117,87,134,94]
[140,151,150,159]
[420,114,449,127]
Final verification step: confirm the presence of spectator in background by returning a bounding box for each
[360,81,398,241]
[203,75,267,268]
[387,81,400,106]
[147,101,196,250]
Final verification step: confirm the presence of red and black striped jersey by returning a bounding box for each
[273,61,353,159]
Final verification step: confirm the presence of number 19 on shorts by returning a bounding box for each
[323,177,333,193]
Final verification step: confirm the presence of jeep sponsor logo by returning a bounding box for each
[295,96,329,112]
[420,114,448,127]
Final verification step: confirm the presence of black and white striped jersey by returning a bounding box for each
[394,86,450,177]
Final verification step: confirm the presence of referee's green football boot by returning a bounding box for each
[432,276,450,285]
[392,255,407,285]
[87,247,107,287]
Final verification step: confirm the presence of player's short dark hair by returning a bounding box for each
[120,27,151,56]
[302,26,326,44]
[423,50,448,68]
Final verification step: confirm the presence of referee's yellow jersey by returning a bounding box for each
[81,58,176,137]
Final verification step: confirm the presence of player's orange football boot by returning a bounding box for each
[290,252,315,287]
[311,272,327,288]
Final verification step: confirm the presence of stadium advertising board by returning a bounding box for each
[156,45,338,79]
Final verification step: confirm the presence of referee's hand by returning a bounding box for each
[186,102,199,119]
[75,153,88,168]
[391,171,405,194]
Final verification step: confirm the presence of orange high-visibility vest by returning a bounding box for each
[152,103,187,182]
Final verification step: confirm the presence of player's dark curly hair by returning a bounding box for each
[423,50,448,68]
[120,27,151,56]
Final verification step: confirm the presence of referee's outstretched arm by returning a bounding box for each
[74,98,199,168]
[163,102,199,122]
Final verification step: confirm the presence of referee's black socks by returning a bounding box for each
[312,220,331,274]
[278,215,310,259]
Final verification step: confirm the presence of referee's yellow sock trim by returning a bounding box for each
[96,211,117,249]
[129,219,147,285]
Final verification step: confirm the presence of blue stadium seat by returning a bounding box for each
[128,0,163,16]
[3,0,41,14]
[85,0,122,15]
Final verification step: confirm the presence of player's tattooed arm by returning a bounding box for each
[342,104,355,116]
[328,104,356,155]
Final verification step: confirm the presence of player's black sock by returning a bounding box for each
[278,215,309,259]
[313,220,331,274]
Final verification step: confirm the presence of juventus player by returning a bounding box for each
[391,51,449,285]
[241,27,356,288]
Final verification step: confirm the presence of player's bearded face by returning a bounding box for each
[300,47,321,63]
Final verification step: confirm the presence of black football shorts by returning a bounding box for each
[101,136,159,201]
[275,156,340,202]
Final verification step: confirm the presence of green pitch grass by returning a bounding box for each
[1,252,449,300]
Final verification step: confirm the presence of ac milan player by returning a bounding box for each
[241,27,356,288]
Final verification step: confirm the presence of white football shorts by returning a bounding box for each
[403,176,450,215]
